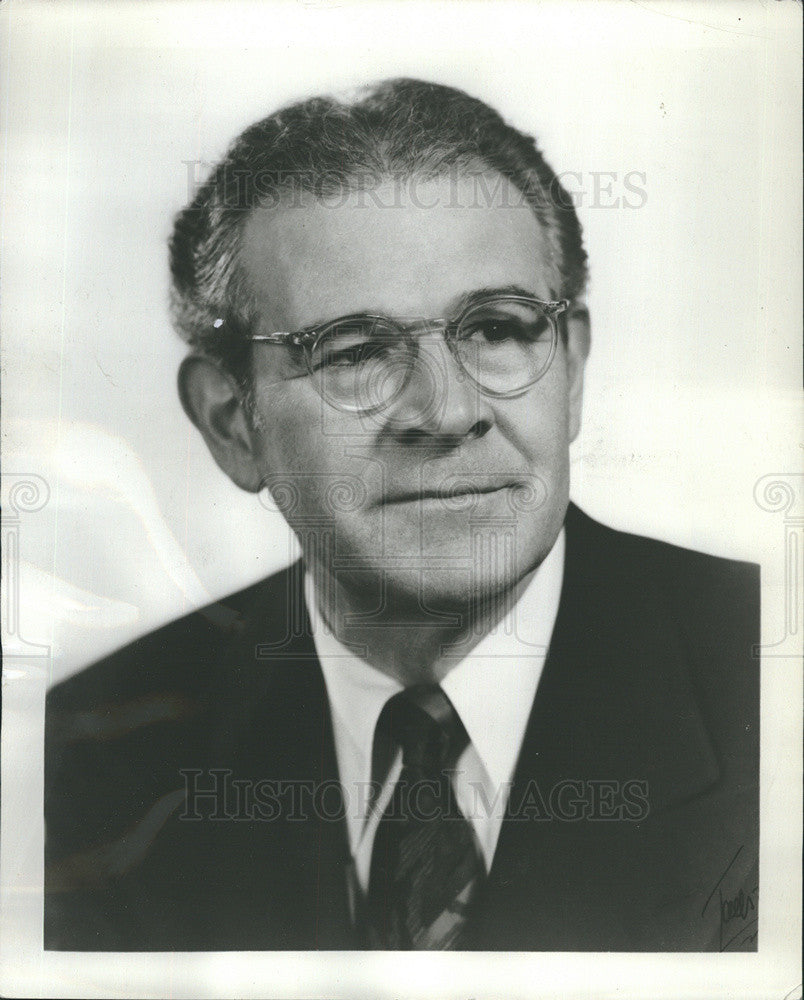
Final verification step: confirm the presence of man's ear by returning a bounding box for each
[178,355,263,493]
[563,302,591,443]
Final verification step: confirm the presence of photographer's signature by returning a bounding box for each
[701,845,758,951]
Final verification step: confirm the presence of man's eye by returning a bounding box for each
[462,319,524,343]
[322,342,373,367]
[461,315,550,344]
[316,339,389,369]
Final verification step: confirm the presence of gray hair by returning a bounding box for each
[169,78,588,386]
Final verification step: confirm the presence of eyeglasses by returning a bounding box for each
[245,293,568,415]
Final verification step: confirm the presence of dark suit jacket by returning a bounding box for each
[44,504,759,951]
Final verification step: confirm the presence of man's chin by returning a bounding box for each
[348,560,541,621]
[309,505,565,618]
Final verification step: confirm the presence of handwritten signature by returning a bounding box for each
[701,845,758,951]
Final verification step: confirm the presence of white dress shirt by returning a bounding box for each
[306,528,565,893]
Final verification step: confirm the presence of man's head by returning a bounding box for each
[173,79,590,613]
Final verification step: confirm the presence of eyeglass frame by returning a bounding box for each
[235,293,570,413]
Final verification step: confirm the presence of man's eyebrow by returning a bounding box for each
[449,284,540,314]
[297,285,542,332]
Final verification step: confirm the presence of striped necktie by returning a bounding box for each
[366,684,484,949]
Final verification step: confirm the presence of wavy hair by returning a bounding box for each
[169,78,588,386]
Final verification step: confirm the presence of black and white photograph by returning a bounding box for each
[1,1,801,997]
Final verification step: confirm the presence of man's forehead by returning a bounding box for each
[240,171,557,328]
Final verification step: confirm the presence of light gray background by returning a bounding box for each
[1,1,801,998]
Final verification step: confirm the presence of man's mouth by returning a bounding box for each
[383,481,518,505]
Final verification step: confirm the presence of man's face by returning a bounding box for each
[237,173,587,611]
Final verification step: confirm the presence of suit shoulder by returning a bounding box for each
[567,504,758,598]
[567,504,759,717]
[46,562,299,712]
[566,504,759,673]
[621,527,759,661]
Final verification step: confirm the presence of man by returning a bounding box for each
[45,79,759,951]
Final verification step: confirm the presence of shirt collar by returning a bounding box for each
[441,528,564,787]
[304,576,402,774]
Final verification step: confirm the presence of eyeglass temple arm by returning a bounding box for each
[249,331,314,347]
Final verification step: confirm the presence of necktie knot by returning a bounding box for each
[377,684,468,776]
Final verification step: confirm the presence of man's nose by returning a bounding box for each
[385,333,494,442]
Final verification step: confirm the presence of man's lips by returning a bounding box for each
[382,481,519,504]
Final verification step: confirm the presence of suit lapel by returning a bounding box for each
[469,504,721,949]
[201,559,356,949]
